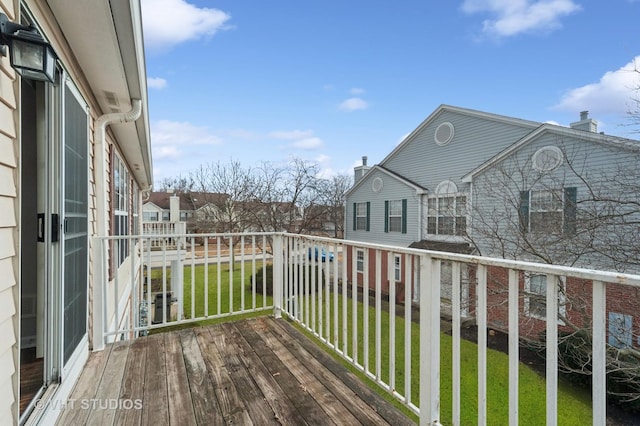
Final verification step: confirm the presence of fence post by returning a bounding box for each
[273,234,283,318]
[419,254,440,425]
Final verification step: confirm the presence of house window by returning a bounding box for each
[143,211,158,222]
[608,312,632,349]
[356,249,364,273]
[353,202,370,231]
[524,273,566,322]
[113,155,129,266]
[388,200,402,232]
[520,187,576,234]
[162,211,170,221]
[428,181,466,236]
[393,254,401,281]
[385,199,407,233]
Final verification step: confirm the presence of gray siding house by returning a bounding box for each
[346,104,640,272]
[345,105,640,344]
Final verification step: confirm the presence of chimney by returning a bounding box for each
[353,155,372,185]
[169,194,180,222]
[570,111,598,133]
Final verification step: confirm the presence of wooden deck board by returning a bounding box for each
[114,337,147,426]
[55,342,111,426]
[141,334,169,425]
[223,322,308,426]
[178,329,225,425]
[165,331,197,425]
[63,317,414,426]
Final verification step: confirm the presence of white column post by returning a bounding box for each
[419,254,440,426]
[273,234,283,318]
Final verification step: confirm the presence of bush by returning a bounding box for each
[556,330,640,413]
[249,263,322,296]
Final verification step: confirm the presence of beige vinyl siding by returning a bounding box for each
[0,5,17,415]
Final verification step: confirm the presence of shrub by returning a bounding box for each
[249,263,322,296]
[555,330,640,413]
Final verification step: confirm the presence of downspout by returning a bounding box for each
[95,99,142,237]
[93,99,142,351]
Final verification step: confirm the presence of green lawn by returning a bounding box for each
[165,263,593,425]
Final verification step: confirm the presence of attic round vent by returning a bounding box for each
[434,122,454,146]
[372,177,383,193]
[532,146,563,172]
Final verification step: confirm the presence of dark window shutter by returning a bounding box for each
[352,203,356,231]
[401,199,407,234]
[564,187,577,235]
[384,200,389,233]
[519,191,529,233]
[366,202,371,232]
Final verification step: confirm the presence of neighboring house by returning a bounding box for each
[302,204,344,237]
[345,105,640,345]
[1,1,151,424]
[143,191,228,231]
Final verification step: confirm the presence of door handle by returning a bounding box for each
[51,214,59,242]
[37,213,45,242]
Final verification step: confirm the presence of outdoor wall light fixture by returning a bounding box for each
[0,13,57,83]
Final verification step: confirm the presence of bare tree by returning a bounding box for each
[190,159,258,233]
[156,175,194,193]
[467,137,640,404]
[251,157,322,233]
[315,173,352,237]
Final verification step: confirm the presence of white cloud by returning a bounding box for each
[461,0,581,37]
[151,120,223,146]
[141,0,231,52]
[268,130,314,140]
[338,97,369,112]
[268,129,324,150]
[350,87,366,95]
[147,77,167,89]
[291,137,324,149]
[154,145,181,159]
[315,154,331,164]
[554,56,640,115]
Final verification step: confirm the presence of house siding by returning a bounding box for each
[345,168,420,247]
[0,2,17,423]
[471,131,640,272]
[382,110,536,190]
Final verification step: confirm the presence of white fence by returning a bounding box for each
[94,232,640,426]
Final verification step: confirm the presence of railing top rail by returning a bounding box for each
[92,232,640,287]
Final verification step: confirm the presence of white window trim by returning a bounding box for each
[524,273,566,324]
[356,249,365,273]
[388,200,403,233]
[393,254,402,282]
[355,202,367,231]
[427,193,468,236]
[528,189,563,233]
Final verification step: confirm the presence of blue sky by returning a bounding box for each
[141,0,640,185]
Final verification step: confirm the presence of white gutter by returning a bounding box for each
[92,99,142,351]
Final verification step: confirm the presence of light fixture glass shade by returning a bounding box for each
[10,37,56,82]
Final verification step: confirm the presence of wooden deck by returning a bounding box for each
[56,317,415,425]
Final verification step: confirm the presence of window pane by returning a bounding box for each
[427,217,436,234]
[389,217,402,232]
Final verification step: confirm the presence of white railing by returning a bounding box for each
[93,232,640,425]
[142,221,187,248]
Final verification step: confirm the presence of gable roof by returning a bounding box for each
[145,192,228,211]
[345,165,428,198]
[379,104,541,167]
[461,123,640,182]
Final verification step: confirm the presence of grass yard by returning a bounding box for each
[165,262,593,425]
